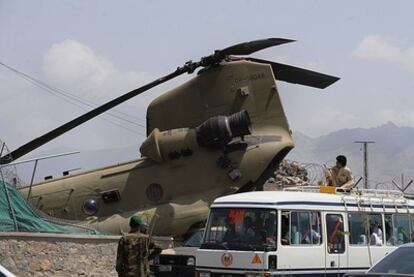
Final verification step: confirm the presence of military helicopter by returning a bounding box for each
[0,38,339,236]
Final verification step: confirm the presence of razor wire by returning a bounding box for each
[275,160,326,185]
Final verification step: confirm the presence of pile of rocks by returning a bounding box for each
[264,160,313,191]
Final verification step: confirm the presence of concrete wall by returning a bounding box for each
[0,232,120,277]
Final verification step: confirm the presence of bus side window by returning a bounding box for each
[368,214,383,246]
[326,214,345,254]
[385,214,393,246]
[385,214,412,245]
[348,213,367,245]
[393,214,411,245]
[282,211,321,245]
[349,213,383,246]
[411,215,414,242]
[281,211,290,245]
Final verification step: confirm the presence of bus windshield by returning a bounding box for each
[201,208,277,251]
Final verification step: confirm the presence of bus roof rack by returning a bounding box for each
[283,185,407,199]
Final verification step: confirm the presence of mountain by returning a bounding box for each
[288,122,414,189]
[10,122,414,191]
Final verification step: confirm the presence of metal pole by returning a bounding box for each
[0,151,80,169]
[0,143,5,158]
[0,143,18,231]
[354,141,375,189]
[364,142,368,189]
[26,159,38,201]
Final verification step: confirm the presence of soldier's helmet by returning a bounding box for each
[130,215,144,228]
[129,215,149,233]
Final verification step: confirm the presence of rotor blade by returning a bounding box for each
[219,38,295,57]
[0,68,189,164]
[247,58,340,89]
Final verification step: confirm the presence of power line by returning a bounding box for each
[354,141,375,189]
[0,61,147,136]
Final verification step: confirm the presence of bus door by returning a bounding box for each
[325,213,348,274]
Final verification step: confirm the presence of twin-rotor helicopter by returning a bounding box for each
[0,38,339,236]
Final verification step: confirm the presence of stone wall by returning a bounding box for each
[0,232,119,277]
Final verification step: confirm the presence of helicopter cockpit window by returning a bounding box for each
[82,198,99,216]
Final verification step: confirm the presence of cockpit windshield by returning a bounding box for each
[201,208,277,251]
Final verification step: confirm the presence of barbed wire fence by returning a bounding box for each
[272,160,414,196]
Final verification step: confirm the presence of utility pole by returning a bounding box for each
[354,141,375,189]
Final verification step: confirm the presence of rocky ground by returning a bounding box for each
[0,238,118,276]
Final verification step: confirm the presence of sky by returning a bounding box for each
[1,0,414,159]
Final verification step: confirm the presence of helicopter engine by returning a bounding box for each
[140,110,251,163]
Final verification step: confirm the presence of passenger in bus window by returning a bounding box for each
[301,229,321,244]
[292,225,300,244]
[241,216,255,241]
[223,222,239,243]
[264,213,276,244]
[281,213,290,245]
[311,213,322,244]
[326,214,345,253]
[385,215,394,245]
[253,216,267,244]
[393,214,411,245]
[290,213,301,244]
[370,222,383,246]
[411,215,414,242]
[397,226,410,244]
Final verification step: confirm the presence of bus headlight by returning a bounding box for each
[199,272,210,277]
[186,257,195,266]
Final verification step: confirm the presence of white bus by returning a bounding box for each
[196,187,414,276]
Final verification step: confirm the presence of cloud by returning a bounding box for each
[42,39,154,101]
[1,39,161,153]
[352,35,414,73]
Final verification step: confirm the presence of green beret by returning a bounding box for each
[129,215,143,227]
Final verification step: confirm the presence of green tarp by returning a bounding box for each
[0,181,98,234]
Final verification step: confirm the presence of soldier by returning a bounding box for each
[116,215,162,277]
[326,155,354,190]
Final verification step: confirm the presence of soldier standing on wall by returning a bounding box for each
[116,215,162,277]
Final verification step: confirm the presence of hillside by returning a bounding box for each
[288,122,414,188]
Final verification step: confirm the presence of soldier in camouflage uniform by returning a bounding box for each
[116,215,162,277]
